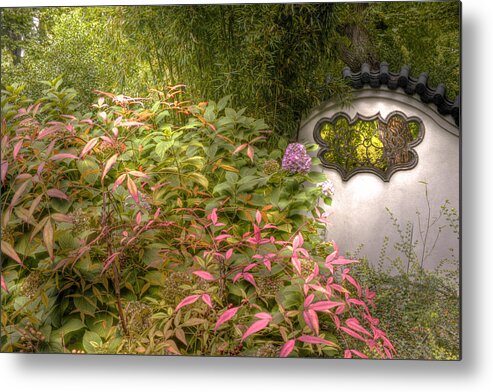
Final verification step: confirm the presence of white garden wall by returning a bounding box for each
[299,87,459,269]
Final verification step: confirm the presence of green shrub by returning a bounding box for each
[350,191,460,360]
[1,80,393,357]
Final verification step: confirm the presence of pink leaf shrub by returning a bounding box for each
[0,84,394,357]
[171,206,395,359]
[242,313,272,341]
[215,307,240,331]
[175,295,201,311]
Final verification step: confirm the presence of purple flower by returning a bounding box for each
[281,143,312,174]
[319,179,335,197]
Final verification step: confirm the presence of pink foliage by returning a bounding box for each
[46,188,69,200]
[175,294,201,312]
[201,294,213,308]
[80,137,99,158]
[214,307,240,331]
[102,153,118,180]
[50,153,79,161]
[193,270,215,281]
[1,275,8,293]
[241,314,272,342]
[171,207,395,359]
[297,335,338,347]
[280,339,296,357]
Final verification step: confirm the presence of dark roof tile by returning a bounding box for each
[342,62,460,126]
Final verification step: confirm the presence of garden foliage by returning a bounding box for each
[350,194,460,360]
[1,80,394,357]
[1,2,460,137]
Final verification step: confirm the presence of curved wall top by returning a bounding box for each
[298,64,460,270]
[340,62,459,127]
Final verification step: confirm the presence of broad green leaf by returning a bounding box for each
[76,157,99,185]
[207,143,218,159]
[251,118,268,131]
[58,231,79,250]
[217,95,232,112]
[237,176,266,193]
[228,283,246,298]
[279,285,304,309]
[155,110,170,124]
[57,318,86,335]
[178,120,202,130]
[82,330,102,353]
[151,101,160,113]
[15,233,43,257]
[73,295,97,317]
[181,156,205,170]
[142,247,164,266]
[187,173,209,189]
[322,195,332,206]
[269,150,282,160]
[225,171,238,184]
[204,104,216,122]
[107,336,123,353]
[225,108,236,119]
[212,182,233,196]
[307,171,327,183]
[155,140,174,159]
[305,143,320,152]
[270,187,281,206]
[87,313,114,337]
[144,270,167,286]
[50,197,71,213]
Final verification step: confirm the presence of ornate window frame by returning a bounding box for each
[313,110,425,182]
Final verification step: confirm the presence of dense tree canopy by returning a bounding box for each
[1,2,460,136]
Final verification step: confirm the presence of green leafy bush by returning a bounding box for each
[1,80,393,357]
[1,8,144,107]
[349,192,460,360]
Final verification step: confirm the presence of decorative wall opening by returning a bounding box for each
[313,111,424,181]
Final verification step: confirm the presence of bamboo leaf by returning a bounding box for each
[80,137,99,158]
[46,188,69,201]
[102,153,118,181]
[30,216,49,241]
[28,194,44,217]
[43,219,54,260]
[1,240,24,266]
[10,180,31,207]
[187,173,209,189]
[127,176,139,202]
[14,207,36,225]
